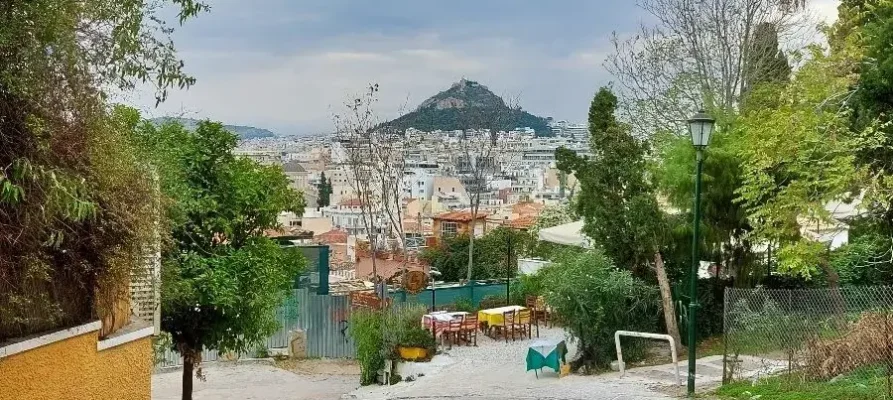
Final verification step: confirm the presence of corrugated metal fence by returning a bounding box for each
[158,281,510,366]
[157,289,352,366]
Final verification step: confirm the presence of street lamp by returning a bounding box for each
[686,110,715,396]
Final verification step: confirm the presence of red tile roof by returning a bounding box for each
[512,202,545,216]
[433,210,488,222]
[338,198,364,207]
[509,215,538,229]
[314,229,349,244]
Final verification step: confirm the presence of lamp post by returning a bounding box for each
[686,110,715,396]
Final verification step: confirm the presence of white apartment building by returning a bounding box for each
[323,199,385,236]
[403,171,435,200]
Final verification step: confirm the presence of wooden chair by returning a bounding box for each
[445,316,464,349]
[515,309,532,339]
[535,296,552,328]
[501,310,516,342]
[460,314,478,346]
[526,296,540,337]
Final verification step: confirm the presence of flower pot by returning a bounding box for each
[397,346,428,361]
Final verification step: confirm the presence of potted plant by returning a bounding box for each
[396,327,435,361]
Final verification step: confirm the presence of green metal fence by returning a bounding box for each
[393,280,508,308]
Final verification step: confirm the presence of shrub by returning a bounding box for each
[453,297,475,313]
[509,271,546,306]
[804,312,893,380]
[479,295,508,309]
[831,235,893,286]
[382,304,431,354]
[349,309,384,385]
[351,303,435,385]
[541,249,659,372]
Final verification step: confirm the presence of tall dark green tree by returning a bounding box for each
[850,1,893,234]
[317,171,332,208]
[135,119,306,400]
[556,87,681,349]
[745,23,792,90]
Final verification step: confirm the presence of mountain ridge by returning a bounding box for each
[385,79,551,135]
[150,117,277,139]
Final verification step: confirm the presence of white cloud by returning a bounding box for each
[129,33,615,134]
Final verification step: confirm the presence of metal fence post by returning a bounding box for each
[318,245,329,295]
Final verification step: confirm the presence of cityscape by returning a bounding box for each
[3,1,891,400]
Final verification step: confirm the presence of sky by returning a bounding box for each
[126,0,842,136]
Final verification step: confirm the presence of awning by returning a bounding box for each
[537,220,590,248]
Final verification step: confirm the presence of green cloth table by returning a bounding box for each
[526,339,567,377]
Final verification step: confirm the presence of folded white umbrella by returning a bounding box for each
[537,220,590,248]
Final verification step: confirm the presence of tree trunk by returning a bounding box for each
[819,259,846,322]
[182,357,194,400]
[654,252,682,356]
[467,217,476,282]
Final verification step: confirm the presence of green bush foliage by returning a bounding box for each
[541,249,659,372]
[831,234,893,286]
[349,309,384,386]
[509,271,546,306]
[351,304,435,385]
[453,297,476,313]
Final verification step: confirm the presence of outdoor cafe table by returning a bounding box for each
[477,305,528,327]
[526,339,567,377]
[421,311,469,338]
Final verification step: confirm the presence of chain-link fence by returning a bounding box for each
[723,286,893,395]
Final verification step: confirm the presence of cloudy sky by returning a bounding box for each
[126,0,841,135]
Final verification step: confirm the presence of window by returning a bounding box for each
[451,187,455,192]
[289,220,302,227]
[441,221,458,237]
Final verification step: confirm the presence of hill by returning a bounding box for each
[150,117,276,139]
[385,79,551,136]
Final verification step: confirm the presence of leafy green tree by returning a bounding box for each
[419,228,532,282]
[734,44,861,285]
[743,22,792,94]
[831,234,893,285]
[541,249,658,372]
[655,128,761,284]
[317,171,333,208]
[135,119,306,400]
[0,1,205,339]
[848,1,893,234]
[557,87,681,347]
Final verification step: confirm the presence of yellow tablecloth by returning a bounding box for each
[478,305,529,326]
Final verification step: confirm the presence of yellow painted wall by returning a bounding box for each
[0,330,151,400]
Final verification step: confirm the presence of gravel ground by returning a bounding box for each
[153,328,681,400]
[152,362,360,400]
[347,327,672,400]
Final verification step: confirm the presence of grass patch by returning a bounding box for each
[715,365,893,400]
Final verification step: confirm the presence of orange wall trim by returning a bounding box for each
[0,321,152,400]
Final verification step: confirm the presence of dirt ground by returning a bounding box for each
[152,360,361,400]
[275,358,362,375]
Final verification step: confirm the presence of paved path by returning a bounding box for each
[347,327,672,400]
[152,363,359,400]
